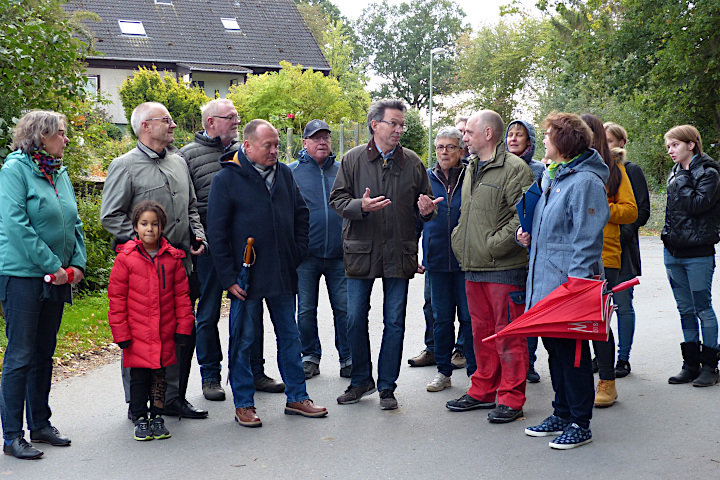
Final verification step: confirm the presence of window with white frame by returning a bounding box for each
[118,20,146,36]
[221,18,241,30]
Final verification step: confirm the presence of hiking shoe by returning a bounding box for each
[254,374,286,393]
[446,394,495,412]
[526,365,541,383]
[150,416,171,439]
[594,379,618,407]
[487,404,524,423]
[202,381,226,401]
[3,437,43,460]
[379,390,398,410]
[133,418,153,441]
[337,379,377,404]
[525,415,570,437]
[451,350,467,369]
[615,360,631,378]
[339,365,352,378]
[427,372,452,392]
[303,361,320,379]
[408,350,436,367]
[549,423,593,449]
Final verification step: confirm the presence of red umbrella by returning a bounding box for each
[483,277,639,366]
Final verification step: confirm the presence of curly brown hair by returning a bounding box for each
[542,112,592,160]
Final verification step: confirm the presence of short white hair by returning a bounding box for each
[130,102,167,136]
[201,99,235,130]
[435,126,465,150]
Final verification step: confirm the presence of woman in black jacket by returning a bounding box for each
[662,125,720,387]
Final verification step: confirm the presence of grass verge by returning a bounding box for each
[0,290,112,374]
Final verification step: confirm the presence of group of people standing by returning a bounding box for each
[0,97,718,458]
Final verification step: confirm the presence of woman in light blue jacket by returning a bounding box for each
[517,112,609,450]
[0,111,86,460]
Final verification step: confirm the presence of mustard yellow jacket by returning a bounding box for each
[602,163,638,270]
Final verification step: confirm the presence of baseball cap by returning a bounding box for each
[303,119,331,138]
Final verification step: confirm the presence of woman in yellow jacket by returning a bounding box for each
[581,114,638,408]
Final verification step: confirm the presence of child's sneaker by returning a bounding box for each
[549,423,592,449]
[150,416,171,439]
[525,415,570,437]
[133,417,153,441]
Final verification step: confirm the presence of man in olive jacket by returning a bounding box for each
[446,110,534,424]
[329,99,440,410]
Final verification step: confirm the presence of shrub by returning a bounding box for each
[75,188,114,291]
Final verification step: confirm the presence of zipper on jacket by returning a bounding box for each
[321,165,330,258]
[162,265,166,289]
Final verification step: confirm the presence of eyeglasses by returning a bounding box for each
[144,117,175,124]
[307,134,331,143]
[435,144,460,152]
[378,120,408,132]
[213,115,240,122]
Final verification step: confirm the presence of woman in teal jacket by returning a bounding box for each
[0,110,86,460]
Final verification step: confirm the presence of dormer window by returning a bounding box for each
[118,20,146,36]
[155,0,172,4]
[221,18,241,31]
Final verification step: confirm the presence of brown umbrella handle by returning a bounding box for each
[243,237,255,265]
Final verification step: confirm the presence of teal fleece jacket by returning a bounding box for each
[0,150,87,277]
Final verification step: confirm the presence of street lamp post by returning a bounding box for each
[428,46,446,165]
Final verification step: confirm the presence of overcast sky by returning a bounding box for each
[330,0,539,31]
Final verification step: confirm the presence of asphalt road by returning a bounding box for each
[2,236,719,479]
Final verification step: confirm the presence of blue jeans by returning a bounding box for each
[423,274,466,354]
[664,250,719,348]
[228,295,308,408]
[296,256,351,367]
[614,273,636,361]
[346,277,409,392]
[0,277,65,440]
[428,271,475,376]
[195,252,265,383]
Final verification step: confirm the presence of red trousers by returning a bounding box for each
[466,281,528,410]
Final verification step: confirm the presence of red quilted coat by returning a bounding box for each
[108,238,195,369]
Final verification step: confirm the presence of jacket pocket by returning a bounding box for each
[343,240,372,277]
[401,240,419,277]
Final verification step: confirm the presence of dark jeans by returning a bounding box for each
[423,273,466,354]
[428,271,475,376]
[0,277,65,440]
[543,337,594,429]
[296,255,351,366]
[130,367,166,421]
[228,295,308,408]
[592,267,618,380]
[347,277,409,392]
[195,253,266,384]
[528,336,539,365]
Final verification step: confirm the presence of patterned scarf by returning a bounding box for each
[31,149,63,177]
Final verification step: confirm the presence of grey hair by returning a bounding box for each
[11,110,67,153]
[367,99,406,136]
[435,126,465,150]
[201,99,235,130]
[243,119,275,142]
[454,115,468,126]
[130,102,167,136]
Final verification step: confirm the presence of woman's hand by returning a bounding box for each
[50,267,68,285]
[69,267,84,285]
[517,227,531,247]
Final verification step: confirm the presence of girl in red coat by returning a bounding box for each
[108,201,195,441]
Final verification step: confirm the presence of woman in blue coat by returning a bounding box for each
[517,112,609,449]
[0,110,87,459]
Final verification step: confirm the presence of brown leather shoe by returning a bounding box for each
[235,407,262,428]
[284,399,328,418]
[408,349,436,367]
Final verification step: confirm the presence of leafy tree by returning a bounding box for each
[401,108,428,162]
[0,0,97,158]
[118,67,210,134]
[355,0,466,109]
[227,61,365,131]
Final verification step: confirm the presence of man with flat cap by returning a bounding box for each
[289,120,351,380]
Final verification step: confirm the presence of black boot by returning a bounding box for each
[668,341,701,384]
[692,344,720,387]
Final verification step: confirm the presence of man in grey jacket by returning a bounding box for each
[101,101,208,419]
[329,99,440,411]
[180,99,285,402]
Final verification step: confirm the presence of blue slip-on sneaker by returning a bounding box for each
[525,415,571,437]
[549,423,592,449]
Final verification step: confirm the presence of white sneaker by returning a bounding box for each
[427,372,452,392]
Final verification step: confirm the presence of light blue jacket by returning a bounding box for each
[525,149,609,309]
[0,150,87,277]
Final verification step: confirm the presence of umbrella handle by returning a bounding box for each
[243,237,255,265]
[482,334,498,343]
[612,277,639,293]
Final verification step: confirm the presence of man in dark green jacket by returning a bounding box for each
[330,99,439,411]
